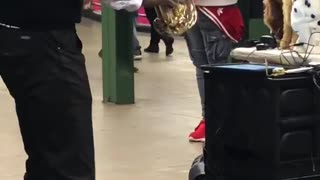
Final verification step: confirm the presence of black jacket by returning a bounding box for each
[0,0,83,29]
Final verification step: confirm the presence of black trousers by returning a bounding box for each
[144,7,161,44]
[0,27,95,180]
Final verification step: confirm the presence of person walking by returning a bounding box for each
[144,7,175,56]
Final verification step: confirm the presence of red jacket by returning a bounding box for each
[197,6,244,43]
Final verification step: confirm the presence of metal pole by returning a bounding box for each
[102,5,135,104]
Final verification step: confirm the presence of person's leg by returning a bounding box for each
[133,23,141,71]
[0,27,95,180]
[144,7,161,53]
[185,17,209,142]
[197,11,233,115]
[144,8,174,56]
[132,12,142,61]
[185,11,233,142]
[193,11,233,116]
[162,33,174,56]
[198,13,233,65]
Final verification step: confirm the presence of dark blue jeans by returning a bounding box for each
[132,11,140,51]
[185,11,233,118]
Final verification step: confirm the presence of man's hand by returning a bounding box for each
[143,0,180,8]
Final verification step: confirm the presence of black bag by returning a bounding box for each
[202,64,320,180]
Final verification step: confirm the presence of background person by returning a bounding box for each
[144,7,174,56]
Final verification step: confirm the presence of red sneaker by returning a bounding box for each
[189,120,205,142]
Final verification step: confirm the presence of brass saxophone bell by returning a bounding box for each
[153,0,197,36]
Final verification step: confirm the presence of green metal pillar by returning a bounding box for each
[102,5,135,104]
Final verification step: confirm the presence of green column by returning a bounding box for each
[102,5,135,104]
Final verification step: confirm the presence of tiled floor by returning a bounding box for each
[0,18,203,180]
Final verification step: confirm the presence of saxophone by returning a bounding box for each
[153,0,198,36]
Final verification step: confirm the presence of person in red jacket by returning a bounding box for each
[185,0,244,142]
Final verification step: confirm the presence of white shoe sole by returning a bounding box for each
[189,137,205,142]
[134,55,142,60]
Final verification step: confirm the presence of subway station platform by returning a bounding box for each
[0,18,203,180]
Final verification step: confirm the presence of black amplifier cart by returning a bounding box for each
[192,64,320,180]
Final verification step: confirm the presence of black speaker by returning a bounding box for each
[202,64,320,180]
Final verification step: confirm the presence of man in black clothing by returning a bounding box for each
[0,0,176,180]
[0,1,95,180]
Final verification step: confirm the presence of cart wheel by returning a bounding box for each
[194,175,205,180]
[191,154,204,167]
[189,154,205,180]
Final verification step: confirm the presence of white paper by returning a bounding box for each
[103,0,143,12]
